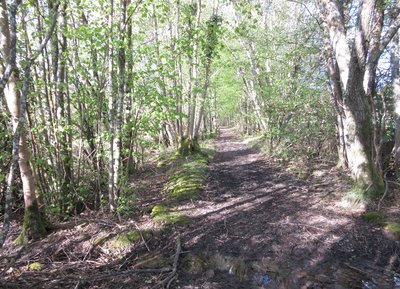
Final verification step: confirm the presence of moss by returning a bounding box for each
[362,211,386,224]
[28,262,44,271]
[151,204,190,224]
[169,187,202,200]
[165,154,208,201]
[15,200,47,245]
[385,222,400,239]
[105,230,148,249]
[177,137,202,157]
[157,151,178,168]
[151,204,169,217]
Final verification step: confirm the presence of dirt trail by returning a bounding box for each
[175,128,400,289]
[1,129,399,289]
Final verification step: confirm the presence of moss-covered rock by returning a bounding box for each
[105,230,150,249]
[157,151,178,168]
[28,262,44,271]
[385,222,400,239]
[151,204,169,217]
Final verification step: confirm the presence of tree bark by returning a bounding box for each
[316,0,399,197]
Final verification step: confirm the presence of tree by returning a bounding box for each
[317,0,400,198]
[1,0,58,244]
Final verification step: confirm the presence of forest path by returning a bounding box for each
[175,128,399,289]
[0,129,398,289]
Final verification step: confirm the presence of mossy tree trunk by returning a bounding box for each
[3,52,46,245]
[177,136,201,157]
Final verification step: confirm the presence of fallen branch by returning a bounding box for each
[269,221,328,232]
[153,236,181,289]
[135,223,150,252]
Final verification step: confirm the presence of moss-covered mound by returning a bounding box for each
[163,139,214,201]
[103,230,151,250]
[165,155,208,200]
[151,204,190,225]
[385,222,400,239]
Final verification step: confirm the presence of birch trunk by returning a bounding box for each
[392,33,400,178]
[187,0,202,140]
[107,0,116,211]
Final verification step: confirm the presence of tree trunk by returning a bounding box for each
[107,0,116,211]
[392,33,400,179]
[317,0,395,197]
[1,0,46,245]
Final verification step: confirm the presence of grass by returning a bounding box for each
[362,211,386,224]
[340,187,371,209]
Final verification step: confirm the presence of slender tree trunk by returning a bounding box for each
[187,0,202,140]
[0,0,20,247]
[2,0,57,243]
[107,0,116,211]
[57,3,73,215]
[393,33,400,179]
[194,59,211,137]
[240,67,267,131]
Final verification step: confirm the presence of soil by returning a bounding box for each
[1,128,400,289]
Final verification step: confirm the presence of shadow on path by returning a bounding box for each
[176,128,400,289]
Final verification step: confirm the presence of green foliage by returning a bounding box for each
[215,0,335,164]
[116,193,137,216]
[202,14,224,60]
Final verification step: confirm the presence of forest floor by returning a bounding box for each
[1,128,400,289]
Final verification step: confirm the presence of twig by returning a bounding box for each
[153,236,181,289]
[387,180,400,187]
[378,172,389,211]
[135,223,150,252]
[269,221,328,232]
[344,262,368,275]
